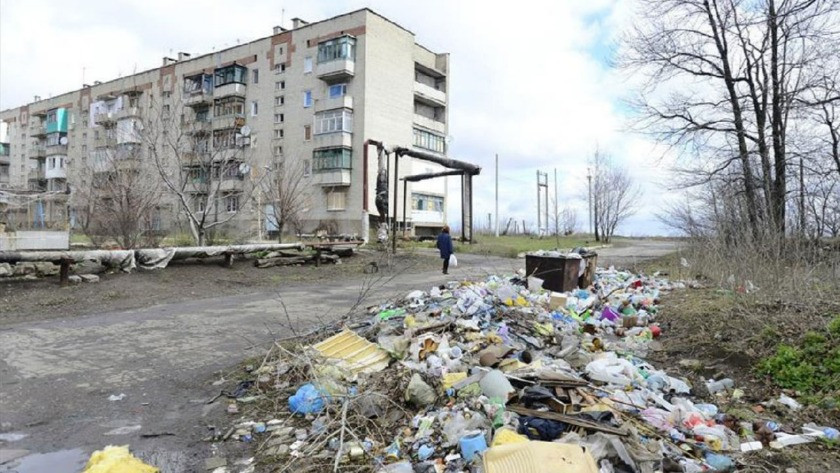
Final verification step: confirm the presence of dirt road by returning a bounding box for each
[0,240,678,472]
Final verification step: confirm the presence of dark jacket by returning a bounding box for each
[436,232,453,259]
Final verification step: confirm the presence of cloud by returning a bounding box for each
[0,0,677,235]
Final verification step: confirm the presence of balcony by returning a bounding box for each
[45,165,66,180]
[29,119,47,137]
[185,90,213,108]
[412,209,445,225]
[30,145,47,158]
[414,114,446,134]
[95,111,117,127]
[315,95,353,112]
[0,171,9,184]
[46,145,68,156]
[414,82,446,107]
[214,82,246,99]
[0,154,9,165]
[316,59,355,81]
[186,120,213,135]
[28,167,45,180]
[116,107,142,120]
[314,169,351,187]
[95,134,117,148]
[212,114,246,131]
[217,176,245,192]
[313,131,352,149]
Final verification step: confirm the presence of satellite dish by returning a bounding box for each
[238,163,251,175]
[59,136,68,145]
[240,125,251,137]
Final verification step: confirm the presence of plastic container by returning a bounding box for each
[459,431,488,462]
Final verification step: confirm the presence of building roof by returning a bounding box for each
[1,8,443,115]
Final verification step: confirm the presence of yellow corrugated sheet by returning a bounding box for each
[312,329,391,374]
[483,441,598,473]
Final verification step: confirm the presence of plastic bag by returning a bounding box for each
[289,383,328,414]
[449,254,458,267]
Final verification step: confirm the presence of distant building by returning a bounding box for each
[0,8,450,240]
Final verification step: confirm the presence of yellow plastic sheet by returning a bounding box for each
[491,427,529,446]
[82,445,158,473]
[483,441,598,473]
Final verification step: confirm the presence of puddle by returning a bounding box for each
[0,433,28,442]
[1,448,87,473]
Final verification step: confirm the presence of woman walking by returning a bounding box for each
[436,225,454,274]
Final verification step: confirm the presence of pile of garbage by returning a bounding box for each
[211,268,837,473]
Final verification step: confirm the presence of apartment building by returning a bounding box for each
[0,8,451,240]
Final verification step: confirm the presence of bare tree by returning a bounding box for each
[261,158,310,243]
[560,206,578,235]
[622,0,840,237]
[591,149,641,243]
[71,122,165,248]
[144,78,265,246]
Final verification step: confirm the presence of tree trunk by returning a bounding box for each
[768,0,786,234]
[277,220,284,243]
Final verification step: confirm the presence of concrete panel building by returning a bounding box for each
[0,8,451,241]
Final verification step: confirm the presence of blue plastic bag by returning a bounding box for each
[288,383,327,414]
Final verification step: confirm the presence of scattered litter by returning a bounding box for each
[0,432,28,442]
[778,394,802,410]
[204,265,834,471]
[82,445,158,473]
[107,393,126,402]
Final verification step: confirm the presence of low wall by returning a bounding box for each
[0,231,70,251]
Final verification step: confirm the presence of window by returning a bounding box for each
[304,125,312,141]
[195,107,210,122]
[214,64,247,86]
[252,69,259,84]
[251,101,259,117]
[184,73,214,94]
[313,147,352,171]
[326,188,347,211]
[275,81,285,91]
[412,193,444,212]
[274,113,284,124]
[413,128,446,153]
[129,96,140,108]
[275,96,285,106]
[225,193,240,212]
[314,109,352,135]
[186,167,208,184]
[274,63,286,74]
[274,129,284,139]
[304,56,313,73]
[163,104,171,115]
[222,161,243,180]
[46,133,61,146]
[213,129,237,149]
[194,195,207,212]
[317,36,356,63]
[214,97,245,117]
[329,84,347,98]
[162,91,172,99]
[303,90,313,108]
[81,145,87,155]
[303,159,311,176]
[273,145,283,156]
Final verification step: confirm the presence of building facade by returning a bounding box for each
[0,9,450,241]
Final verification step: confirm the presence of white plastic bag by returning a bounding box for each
[449,254,458,267]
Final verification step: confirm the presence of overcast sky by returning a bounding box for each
[0,0,677,236]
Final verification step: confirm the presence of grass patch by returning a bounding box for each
[407,234,614,259]
[757,315,840,405]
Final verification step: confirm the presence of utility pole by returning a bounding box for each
[553,168,558,236]
[536,171,549,237]
[494,154,499,237]
[536,170,541,235]
[487,213,492,232]
[587,168,593,235]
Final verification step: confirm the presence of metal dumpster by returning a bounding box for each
[525,254,582,292]
[525,251,598,292]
